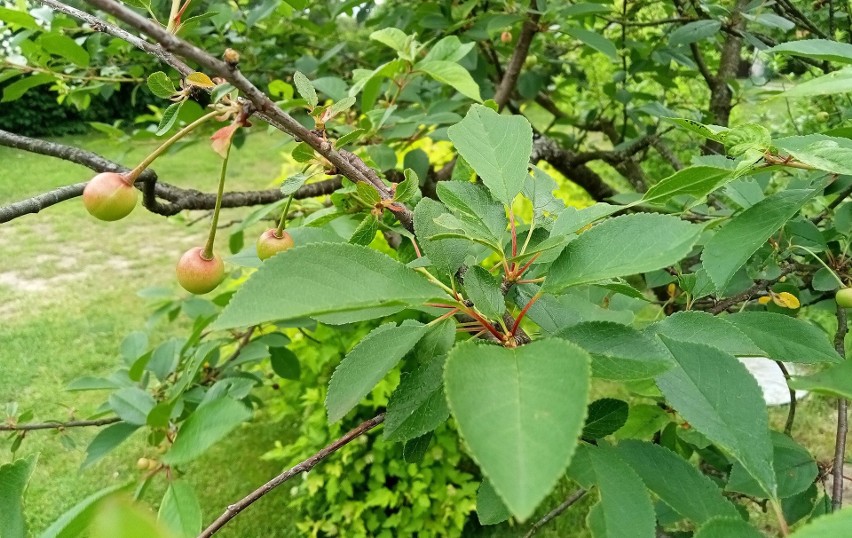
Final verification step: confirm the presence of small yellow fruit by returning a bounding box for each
[136,457,149,470]
[501,31,512,43]
[836,288,852,308]
[257,229,295,261]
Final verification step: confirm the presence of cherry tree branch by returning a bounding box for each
[197,413,385,538]
[0,417,121,431]
[523,488,587,537]
[80,0,414,231]
[493,3,541,110]
[39,0,193,76]
[0,129,340,223]
[833,305,848,511]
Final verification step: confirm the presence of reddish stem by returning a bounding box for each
[464,308,505,341]
[511,292,542,336]
[411,237,423,258]
[514,252,542,280]
[431,308,460,324]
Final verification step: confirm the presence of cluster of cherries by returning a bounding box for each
[83,170,294,294]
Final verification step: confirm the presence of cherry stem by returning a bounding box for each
[514,252,542,280]
[511,292,542,336]
[428,308,459,326]
[128,110,219,183]
[203,141,232,259]
[411,237,423,258]
[464,307,504,341]
[174,0,192,27]
[276,192,296,235]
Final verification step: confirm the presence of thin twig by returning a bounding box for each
[775,361,797,436]
[493,1,541,110]
[0,417,121,431]
[523,489,587,537]
[709,267,794,314]
[833,305,848,511]
[197,414,385,538]
[0,129,340,223]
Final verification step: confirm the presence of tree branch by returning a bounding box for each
[0,129,341,223]
[0,417,121,431]
[198,413,385,538]
[709,266,794,314]
[523,489,587,537]
[531,135,616,200]
[833,305,848,512]
[50,0,413,231]
[493,3,541,110]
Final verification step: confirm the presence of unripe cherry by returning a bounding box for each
[836,288,852,308]
[82,172,138,221]
[176,247,225,294]
[136,457,149,470]
[256,229,295,260]
[501,30,512,43]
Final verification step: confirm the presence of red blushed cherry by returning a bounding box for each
[176,247,225,294]
[82,172,138,221]
[256,229,295,260]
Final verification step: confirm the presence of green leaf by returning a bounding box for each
[771,39,852,65]
[476,480,511,525]
[641,166,732,207]
[369,27,409,53]
[291,141,315,163]
[2,73,56,103]
[81,423,140,470]
[694,517,764,538]
[90,496,175,538]
[402,433,432,463]
[384,353,449,442]
[280,173,310,196]
[158,480,202,537]
[556,321,674,380]
[163,398,251,466]
[551,203,621,236]
[447,104,533,204]
[394,169,419,203]
[108,387,156,426]
[355,182,381,206]
[424,36,475,63]
[726,311,841,364]
[669,20,722,46]
[546,214,700,292]
[349,214,379,246]
[147,72,176,99]
[436,181,507,244]
[416,60,482,102]
[39,33,90,66]
[0,7,39,29]
[327,96,356,118]
[790,359,852,399]
[413,198,471,274]
[213,243,439,329]
[270,347,300,380]
[327,321,427,422]
[774,135,852,175]
[727,432,817,500]
[565,28,618,60]
[293,71,318,108]
[582,398,628,439]
[647,311,764,357]
[702,190,813,291]
[665,117,728,143]
[444,339,591,521]
[463,266,505,320]
[782,67,852,98]
[615,440,740,524]
[41,484,129,538]
[789,507,852,537]
[655,337,776,497]
[156,102,183,136]
[0,454,38,538]
[567,444,656,538]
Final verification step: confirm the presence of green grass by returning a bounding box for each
[0,130,301,536]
